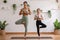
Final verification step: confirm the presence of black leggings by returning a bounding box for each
[36,20,46,36]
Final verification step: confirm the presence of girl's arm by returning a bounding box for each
[41,15,43,20]
[34,15,37,20]
[38,15,43,20]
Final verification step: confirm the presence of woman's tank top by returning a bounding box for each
[22,8,29,14]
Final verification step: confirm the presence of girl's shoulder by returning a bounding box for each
[35,14,38,17]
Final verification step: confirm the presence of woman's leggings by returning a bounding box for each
[15,16,28,36]
[36,20,46,36]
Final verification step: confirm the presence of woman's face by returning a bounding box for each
[24,3,28,8]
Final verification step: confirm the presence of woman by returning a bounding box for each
[15,1,31,37]
[34,8,46,37]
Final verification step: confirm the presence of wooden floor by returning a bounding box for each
[0,34,60,40]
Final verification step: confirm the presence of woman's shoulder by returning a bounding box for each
[21,8,24,10]
[28,7,30,10]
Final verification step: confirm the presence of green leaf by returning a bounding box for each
[48,10,51,18]
[0,21,8,30]
[27,4,30,7]
[54,19,60,29]
[12,4,16,10]
[33,10,36,13]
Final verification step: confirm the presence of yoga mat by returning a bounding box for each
[11,37,53,39]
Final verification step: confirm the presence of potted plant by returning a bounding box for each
[48,10,51,18]
[3,0,7,3]
[12,4,17,14]
[0,21,8,35]
[27,4,30,7]
[33,10,36,14]
[54,19,60,34]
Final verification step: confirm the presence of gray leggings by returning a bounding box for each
[15,16,28,36]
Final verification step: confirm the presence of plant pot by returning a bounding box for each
[0,30,5,34]
[0,30,6,40]
[1,28,5,30]
[54,29,60,35]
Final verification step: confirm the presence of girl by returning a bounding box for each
[34,8,46,37]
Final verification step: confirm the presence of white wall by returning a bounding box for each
[0,0,59,32]
[58,0,60,21]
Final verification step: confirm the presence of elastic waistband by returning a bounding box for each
[36,20,41,22]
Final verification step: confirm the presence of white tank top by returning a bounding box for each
[35,14,42,18]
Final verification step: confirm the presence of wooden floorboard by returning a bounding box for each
[0,33,60,40]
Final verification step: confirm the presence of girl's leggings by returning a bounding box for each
[36,20,46,36]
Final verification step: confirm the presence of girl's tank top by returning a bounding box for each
[35,13,42,18]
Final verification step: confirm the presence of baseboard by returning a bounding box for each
[6,32,54,34]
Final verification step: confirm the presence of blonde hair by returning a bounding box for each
[37,8,42,12]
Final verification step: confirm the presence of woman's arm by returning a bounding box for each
[28,8,31,15]
[19,9,23,15]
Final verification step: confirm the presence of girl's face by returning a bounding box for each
[37,9,41,14]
